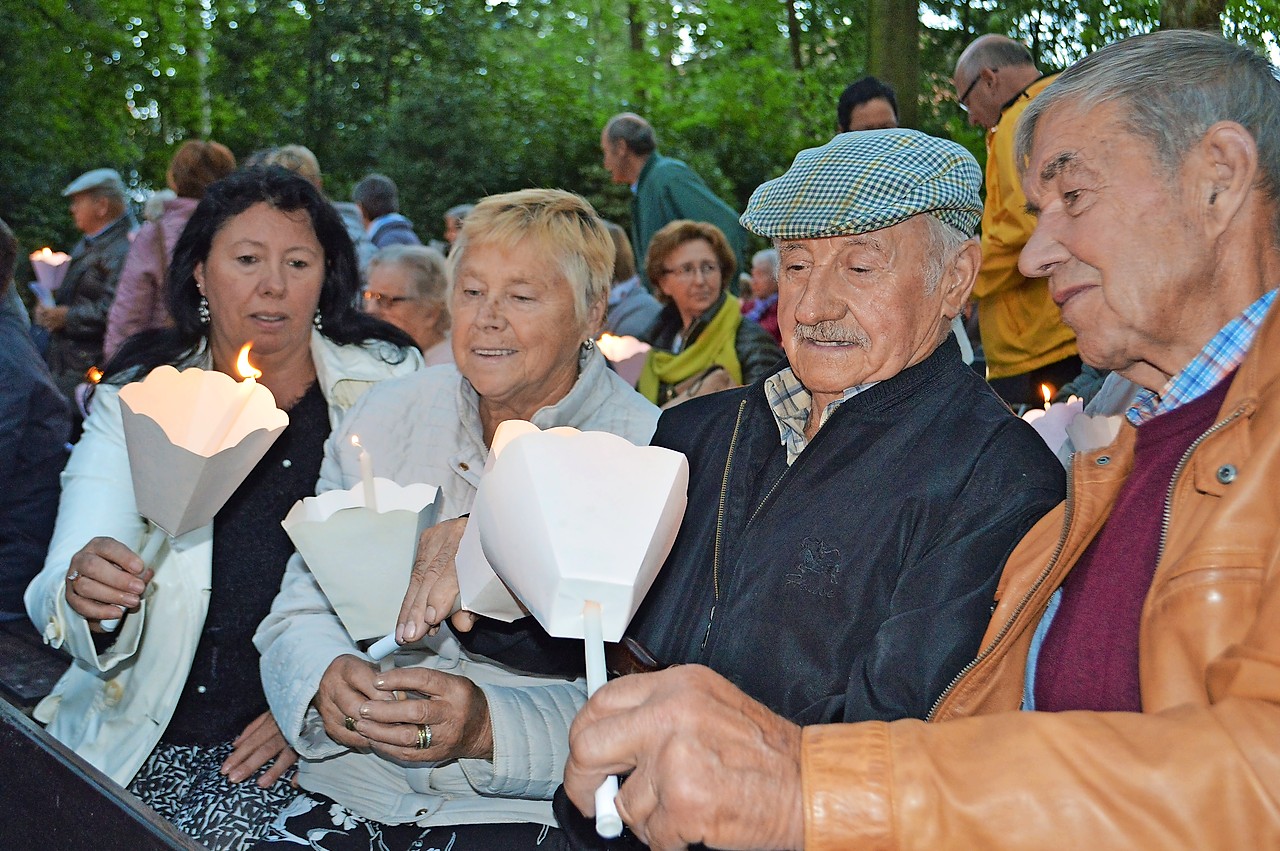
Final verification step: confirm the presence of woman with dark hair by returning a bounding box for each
[637,219,782,406]
[25,167,422,850]
[104,139,238,359]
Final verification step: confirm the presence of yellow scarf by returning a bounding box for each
[638,294,744,403]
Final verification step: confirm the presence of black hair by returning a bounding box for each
[102,166,414,385]
[352,174,400,220]
[836,76,899,133]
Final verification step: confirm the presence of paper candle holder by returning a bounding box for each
[283,479,440,642]
[117,365,288,538]
[467,420,689,642]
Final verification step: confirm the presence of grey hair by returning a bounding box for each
[604,113,657,156]
[1015,30,1280,238]
[957,35,1036,80]
[752,248,779,276]
[367,244,452,332]
[922,215,971,294]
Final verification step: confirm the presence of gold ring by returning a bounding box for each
[416,723,432,750]
[344,715,357,732]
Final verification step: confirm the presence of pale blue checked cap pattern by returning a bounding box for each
[740,129,982,240]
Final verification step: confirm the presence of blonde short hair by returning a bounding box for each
[446,188,613,324]
[263,145,322,188]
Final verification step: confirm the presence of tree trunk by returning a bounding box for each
[867,0,920,127]
[1159,0,1226,30]
[786,0,803,71]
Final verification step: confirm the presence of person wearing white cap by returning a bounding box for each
[35,167,136,404]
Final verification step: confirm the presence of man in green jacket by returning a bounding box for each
[601,112,748,286]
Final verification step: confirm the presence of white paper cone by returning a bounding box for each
[282,479,440,642]
[473,422,689,642]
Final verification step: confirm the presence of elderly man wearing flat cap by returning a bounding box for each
[37,167,136,403]
[556,129,1063,847]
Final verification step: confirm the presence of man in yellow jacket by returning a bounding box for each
[955,34,1079,406]
[564,30,1280,850]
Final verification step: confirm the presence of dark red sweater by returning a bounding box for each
[1034,372,1235,712]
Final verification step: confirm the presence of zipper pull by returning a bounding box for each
[701,605,716,649]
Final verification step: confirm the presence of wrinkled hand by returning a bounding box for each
[35,304,69,332]
[64,537,154,629]
[564,665,804,851]
[345,666,494,763]
[221,711,297,787]
[314,654,383,748]
[395,517,475,643]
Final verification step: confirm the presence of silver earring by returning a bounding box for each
[198,296,210,326]
[313,310,323,331]
[582,337,595,351]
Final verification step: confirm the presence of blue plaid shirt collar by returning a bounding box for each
[1126,289,1277,425]
[764,367,878,465]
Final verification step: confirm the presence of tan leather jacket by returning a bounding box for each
[801,300,1280,849]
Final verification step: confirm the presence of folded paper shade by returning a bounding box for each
[117,365,288,538]
[283,480,440,642]
[596,334,651,387]
[455,421,582,621]
[30,247,70,294]
[472,421,689,642]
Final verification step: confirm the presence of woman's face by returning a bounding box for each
[451,239,600,422]
[656,238,723,326]
[195,202,325,366]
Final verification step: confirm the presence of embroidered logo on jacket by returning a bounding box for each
[787,537,841,597]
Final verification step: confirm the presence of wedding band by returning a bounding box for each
[67,570,80,583]
[416,723,432,750]
[344,715,357,732]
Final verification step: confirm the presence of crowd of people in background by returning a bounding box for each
[2,25,1280,851]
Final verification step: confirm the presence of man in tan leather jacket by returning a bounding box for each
[563,30,1280,850]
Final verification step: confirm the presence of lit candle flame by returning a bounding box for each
[86,366,103,384]
[30,247,70,266]
[236,342,261,383]
[351,435,362,450]
[1040,383,1053,410]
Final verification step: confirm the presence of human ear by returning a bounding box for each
[1195,121,1258,239]
[939,239,981,320]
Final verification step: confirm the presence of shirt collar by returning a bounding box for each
[764,366,878,465]
[1127,288,1277,425]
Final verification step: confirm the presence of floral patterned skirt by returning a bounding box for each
[252,790,568,851]
[128,741,300,851]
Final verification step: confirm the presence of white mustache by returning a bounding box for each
[792,321,870,348]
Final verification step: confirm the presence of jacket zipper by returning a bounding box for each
[927,459,1078,721]
[1156,406,1244,565]
[705,399,749,649]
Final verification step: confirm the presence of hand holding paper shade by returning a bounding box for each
[467,420,690,837]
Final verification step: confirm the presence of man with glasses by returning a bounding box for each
[954,34,1078,408]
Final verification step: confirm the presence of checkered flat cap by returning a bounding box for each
[741,129,982,239]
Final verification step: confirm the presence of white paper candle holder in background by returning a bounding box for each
[595,333,651,387]
[470,420,690,837]
[282,480,440,643]
[29,247,70,306]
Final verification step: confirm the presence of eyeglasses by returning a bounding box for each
[661,261,720,281]
[957,73,984,112]
[361,291,416,307]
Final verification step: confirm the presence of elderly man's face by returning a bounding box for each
[1019,101,1213,385]
[778,216,965,408]
[750,257,778,299]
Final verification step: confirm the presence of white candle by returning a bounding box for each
[206,343,261,454]
[583,601,624,839]
[352,435,378,512]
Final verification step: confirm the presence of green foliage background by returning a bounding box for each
[5,0,1278,278]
